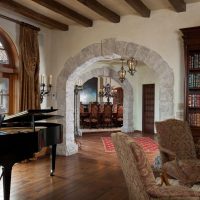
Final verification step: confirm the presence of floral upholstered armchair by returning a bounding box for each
[155,119,200,186]
[111,132,200,200]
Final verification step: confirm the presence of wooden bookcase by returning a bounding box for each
[180,26,200,138]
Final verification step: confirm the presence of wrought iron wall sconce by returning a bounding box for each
[74,84,83,95]
[40,74,52,103]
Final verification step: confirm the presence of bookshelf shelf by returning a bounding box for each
[189,88,200,90]
[189,69,200,72]
[180,26,200,137]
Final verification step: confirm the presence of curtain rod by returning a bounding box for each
[0,14,40,31]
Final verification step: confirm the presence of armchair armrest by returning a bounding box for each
[194,143,200,159]
[147,185,200,199]
[159,146,176,160]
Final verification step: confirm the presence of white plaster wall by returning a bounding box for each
[50,3,200,122]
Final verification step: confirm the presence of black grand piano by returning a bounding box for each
[0,108,63,200]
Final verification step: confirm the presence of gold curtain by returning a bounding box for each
[19,23,40,111]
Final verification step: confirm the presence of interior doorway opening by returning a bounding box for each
[142,84,155,134]
[79,76,124,130]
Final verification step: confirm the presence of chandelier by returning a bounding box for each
[118,57,137,83]
[99,78,117,103]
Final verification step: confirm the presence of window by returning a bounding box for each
[0,41,9,64]
[0,28,18,114]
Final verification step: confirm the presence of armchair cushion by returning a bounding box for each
[163,159,200,185]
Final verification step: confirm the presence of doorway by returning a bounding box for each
[142,84,155,134]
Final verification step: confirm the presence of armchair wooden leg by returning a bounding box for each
[160,169,170,186]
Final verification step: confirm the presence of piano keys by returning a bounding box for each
[0,108,63,200]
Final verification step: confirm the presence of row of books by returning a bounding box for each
[188,54,200,69]
[188,112,200,127]
[188,73,200,88]
[188,94,200,107]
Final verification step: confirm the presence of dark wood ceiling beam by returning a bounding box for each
[77,0,120,23]
[0,0,68,31]
[31,0,92,27]
[124,0,150,17]
[168,0,186,12]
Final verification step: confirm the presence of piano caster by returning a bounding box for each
[50,170,54,176]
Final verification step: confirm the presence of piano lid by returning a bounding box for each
[3,108,63,123]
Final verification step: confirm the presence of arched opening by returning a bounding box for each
[79,76,124,130]
[78,68,132,132]
[56,39,174,156]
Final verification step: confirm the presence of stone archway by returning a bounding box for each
[56,38,174,156]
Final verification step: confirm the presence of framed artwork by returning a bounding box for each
[80,77,97,104]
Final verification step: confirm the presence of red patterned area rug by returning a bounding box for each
[101,136,159,165]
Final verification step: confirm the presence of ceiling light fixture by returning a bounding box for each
[118,57,137,83]
[99,77,117,103]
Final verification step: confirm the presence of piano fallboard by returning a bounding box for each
[0,128,38,163]
[0,123,63,156]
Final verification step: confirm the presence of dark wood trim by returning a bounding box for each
[8,73,15,114]
[0,73,17,114]
[31,0,92,27]
[142,84,155,134]
[168,0,186,12]
[0,0,69,31]
[125,0,150,17]
[180,27,200,138]
[0,31,15,69]
[77,0,120,23]
[0,14,40,31]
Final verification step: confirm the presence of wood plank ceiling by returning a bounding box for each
[0,0,199,31]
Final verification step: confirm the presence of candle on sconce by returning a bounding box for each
[77,79,83,86]
[49,74,53,86]
[40,74,53,103]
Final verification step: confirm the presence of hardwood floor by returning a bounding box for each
[0,132,131,200]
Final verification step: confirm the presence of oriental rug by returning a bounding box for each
[101,136,159,165]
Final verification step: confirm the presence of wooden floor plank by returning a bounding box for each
[0,132,137,200]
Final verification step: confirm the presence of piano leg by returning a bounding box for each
[50,144,56,176]
[3,164,13,200]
